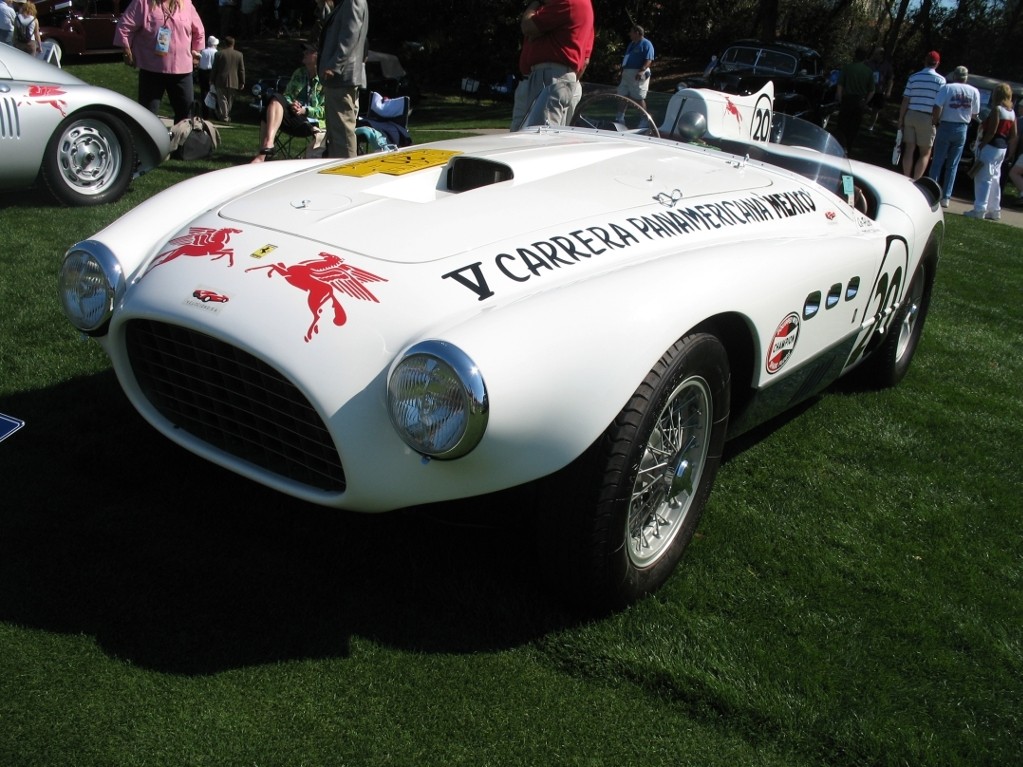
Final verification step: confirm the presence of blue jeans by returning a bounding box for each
[928,121,968,200]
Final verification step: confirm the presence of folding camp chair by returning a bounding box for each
[273,122,327,159]
[356,93,412,152]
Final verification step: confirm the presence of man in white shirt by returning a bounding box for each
[897,50,946,179]
[928,65,980,207]
[0,0,17,47]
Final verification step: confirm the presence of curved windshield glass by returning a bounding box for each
[517,83,856,203]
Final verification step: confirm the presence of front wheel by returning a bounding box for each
[545,333,730,612]
[41,111,136,206]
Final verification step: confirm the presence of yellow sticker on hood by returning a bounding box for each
[321,149,462,177]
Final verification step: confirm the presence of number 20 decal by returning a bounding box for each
[848,235,910,366]
[751,94,773,142]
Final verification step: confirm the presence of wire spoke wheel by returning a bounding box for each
[544,332,729,612]
[627,375,711,568]
[895,263,926,363]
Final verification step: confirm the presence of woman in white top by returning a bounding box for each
[13,0,42,56]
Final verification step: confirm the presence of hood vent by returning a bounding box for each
[446,157,514,192]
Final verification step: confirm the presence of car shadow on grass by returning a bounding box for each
[0,371,578,675]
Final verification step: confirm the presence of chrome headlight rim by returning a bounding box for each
[58,241,124,336]
[387,340,489,460]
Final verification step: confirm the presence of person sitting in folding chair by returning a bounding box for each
[252,43,325,162]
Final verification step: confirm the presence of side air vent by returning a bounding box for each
[0,97,22,140]
[446,157,514,192]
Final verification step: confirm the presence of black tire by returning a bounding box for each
[41,111,136,206]
[546,333,730,612]
[855,259,934,389]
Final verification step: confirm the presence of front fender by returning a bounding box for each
[86,161,330,279]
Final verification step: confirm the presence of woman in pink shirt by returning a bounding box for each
[115,0,205,123]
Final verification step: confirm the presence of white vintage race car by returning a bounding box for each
[0,45,169,205]
[59,84,944,610]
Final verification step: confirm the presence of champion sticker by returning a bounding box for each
[767,312,800,374]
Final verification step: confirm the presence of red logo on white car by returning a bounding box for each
[147,227,244,274]
[767,312,800,374]
[246,252,388,342]
[192,289,229,303]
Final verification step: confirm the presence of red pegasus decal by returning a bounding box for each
[724,96,742,129]
[23,85,69,117]
[147,227,243,273]
[247,252,388,342]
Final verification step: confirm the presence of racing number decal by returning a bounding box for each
[848,235,909,366]
[751,94,773,143]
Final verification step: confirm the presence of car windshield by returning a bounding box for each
[518,84,855,202]
[719,46,798,76]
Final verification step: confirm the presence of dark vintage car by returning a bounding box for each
[36,0,125,60]
[681,40,835,126]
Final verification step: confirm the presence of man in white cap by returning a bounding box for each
[928,65,980,207]
[197,35,219,117]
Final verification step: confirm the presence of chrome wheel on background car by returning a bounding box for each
[42,111,135,206]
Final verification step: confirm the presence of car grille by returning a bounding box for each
[124,319,346,492]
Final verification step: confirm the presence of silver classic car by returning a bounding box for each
[0,46,169,205]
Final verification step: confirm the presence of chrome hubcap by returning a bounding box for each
[58,121,121,194]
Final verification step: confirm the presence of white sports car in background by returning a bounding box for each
[0,46,169,205]
[59,83,943,610]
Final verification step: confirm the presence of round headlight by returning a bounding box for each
[58,243,123,335]
[387,341,488,459]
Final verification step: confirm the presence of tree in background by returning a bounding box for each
[365,0,1022,94]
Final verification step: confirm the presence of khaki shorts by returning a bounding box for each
[903,110,936,149]
[616,69,650,101]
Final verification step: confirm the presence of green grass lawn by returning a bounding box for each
[0,59,1021,767]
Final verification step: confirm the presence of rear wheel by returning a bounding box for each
[41,111,136,206]
[855,259,934,388]
[545,333,730,611]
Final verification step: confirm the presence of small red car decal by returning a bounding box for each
[192,289,229,303]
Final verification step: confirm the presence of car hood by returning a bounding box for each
[217,133,780,264]
[0,45,86,85]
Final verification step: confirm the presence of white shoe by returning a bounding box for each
[985,211,1001,221]
[963,209,985,219]
[940,198,949,208]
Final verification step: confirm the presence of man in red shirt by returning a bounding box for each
[510,0,594,131]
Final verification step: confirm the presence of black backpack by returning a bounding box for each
[15,17,33,45]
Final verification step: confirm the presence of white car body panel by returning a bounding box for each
[69,86,943,511]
